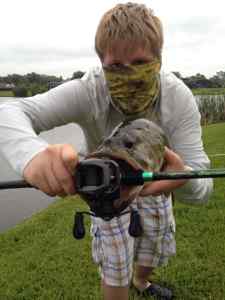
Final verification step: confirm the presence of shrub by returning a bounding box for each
[30,84,48,96]
[12,86,28,97]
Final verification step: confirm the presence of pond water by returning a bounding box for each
[0,97,85,232]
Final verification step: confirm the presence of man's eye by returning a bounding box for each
[106,63,129,72]
[132,60,147,65]
[111,63,124,69]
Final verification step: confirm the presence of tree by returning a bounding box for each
[216,71,225,80]
[12,86,28,97]
[172,72,182,79]
[211,71,225,87]
[183,73,213,89]
[71,71,85,79]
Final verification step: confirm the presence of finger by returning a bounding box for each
[140,179,186,197]
[163,147,184,171]
[45,165,65,196]
[38,173,57,197]
[25,169,55,197]
[52,156,76,195]
[61,144,78,174]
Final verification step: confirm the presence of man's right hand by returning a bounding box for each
[23,144,78,197]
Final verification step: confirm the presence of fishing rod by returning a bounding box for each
[1,158,223,240]
[0,159,225,191]
[122,168,225,185]
[0,180,31,190]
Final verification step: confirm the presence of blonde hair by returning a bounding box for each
[95,2,163,60]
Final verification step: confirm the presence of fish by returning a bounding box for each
[89,118,166,172]
[87,118,167,208]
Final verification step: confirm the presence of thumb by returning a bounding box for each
[61,144,78,174]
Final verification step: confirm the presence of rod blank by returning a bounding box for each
[149,168,225,181]
[1,169,225,190]
[122,169,225,185]
[0,180,32,190]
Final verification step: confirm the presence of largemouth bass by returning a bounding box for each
[87,118,167,208]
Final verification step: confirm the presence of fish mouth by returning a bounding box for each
[87,151,142,173]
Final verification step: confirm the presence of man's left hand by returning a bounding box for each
[140,147,188,197]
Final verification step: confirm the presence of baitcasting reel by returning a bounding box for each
[73,158,143,239]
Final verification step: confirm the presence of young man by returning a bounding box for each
[0,3,213,300]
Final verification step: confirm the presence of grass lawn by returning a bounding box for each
[0,90,13,97]
[1,123,225,299]
[192,88,225,95]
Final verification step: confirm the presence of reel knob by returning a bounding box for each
[128,209,143,237]
[73,212,85,239]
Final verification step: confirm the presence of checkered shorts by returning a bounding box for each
[91,195,176,287]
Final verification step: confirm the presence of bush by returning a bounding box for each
[12,86,28,97]
[30,84,48,96]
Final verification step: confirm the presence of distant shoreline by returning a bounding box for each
[1,88,225,97]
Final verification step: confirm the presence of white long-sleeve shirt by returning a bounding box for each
[0,67,213,204]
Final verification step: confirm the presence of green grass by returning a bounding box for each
[0,90,14,97]
[1,123,225,299]
[192,88,225,95]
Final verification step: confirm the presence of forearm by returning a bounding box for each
[165,83,213,204]
[171,128,213,204]
[173,177,213,204]
[0,80,91,175]
[170,132,214,204]
[0,103,49,175]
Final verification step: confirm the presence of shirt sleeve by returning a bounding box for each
[164,81,213,204]
[0,79,93,175]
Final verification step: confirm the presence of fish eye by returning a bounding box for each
[124,141,133,149]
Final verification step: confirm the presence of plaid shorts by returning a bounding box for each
[91,195,176,287]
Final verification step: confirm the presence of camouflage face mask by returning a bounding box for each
[103,59,161,115]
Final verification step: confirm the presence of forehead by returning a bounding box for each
[102,40,154,65]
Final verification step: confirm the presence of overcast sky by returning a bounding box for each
[1,0,225,78]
